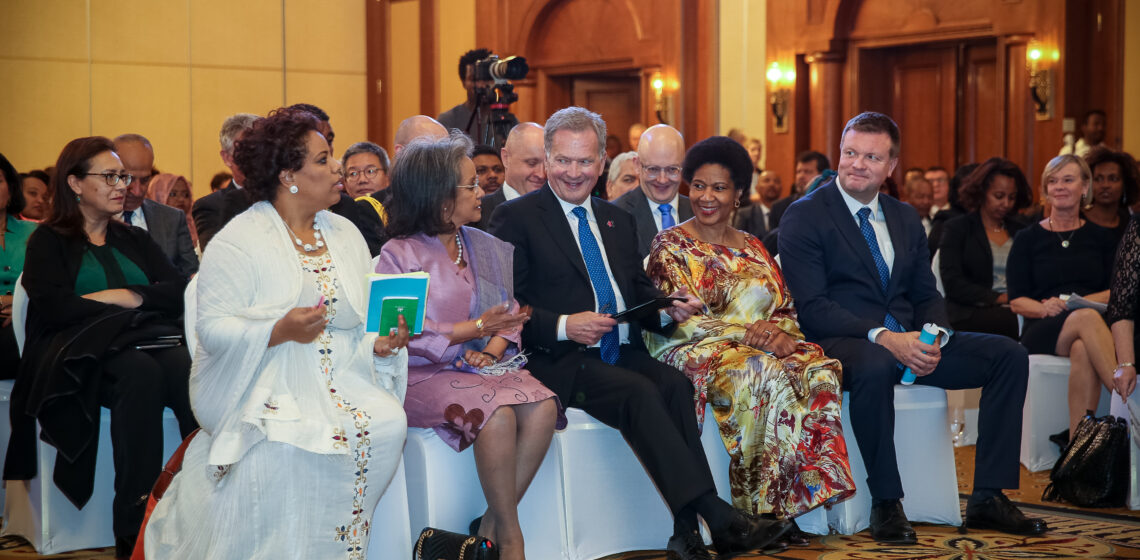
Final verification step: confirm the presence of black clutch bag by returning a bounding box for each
[1042,411,1129,508]
[413,527,499,560]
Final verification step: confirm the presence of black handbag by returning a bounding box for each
[413,527,499,560]
[1043,411,1129,508]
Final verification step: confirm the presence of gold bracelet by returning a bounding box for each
[1117,362,1135,369]
[474,318,485,335]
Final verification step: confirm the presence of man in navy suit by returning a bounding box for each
[490,107,790,560]
[613,124,694,259]
[779,112,1046,545]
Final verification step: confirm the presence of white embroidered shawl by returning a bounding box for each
[191,201,407,468]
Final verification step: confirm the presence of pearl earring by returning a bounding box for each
[289,185,299,194]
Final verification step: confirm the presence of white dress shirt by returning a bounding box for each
[120,205,149,231]
[501,183,522,201]
[552,196,630,346]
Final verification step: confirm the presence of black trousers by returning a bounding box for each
[99,346,197,541]
[560,346,716,515]
[819,331,1028,500]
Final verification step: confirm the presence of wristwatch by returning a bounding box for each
[475,318,485,335]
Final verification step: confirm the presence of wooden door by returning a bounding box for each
[887,47,958,180]
[571,76,642,152]
[959,43,999,168]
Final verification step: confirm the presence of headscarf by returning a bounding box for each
[147,173,198,246]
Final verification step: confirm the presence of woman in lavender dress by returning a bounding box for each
[375,134,563,560]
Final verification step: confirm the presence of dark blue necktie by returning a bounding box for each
[572,206,620,363]
[857,207,904,333]
[122,209,134,224]
[658,203,675,229]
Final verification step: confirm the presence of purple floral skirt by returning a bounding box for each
[404,368,567,452]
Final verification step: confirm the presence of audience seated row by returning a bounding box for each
[4,99,1139,560]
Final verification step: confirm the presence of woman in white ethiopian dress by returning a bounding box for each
[144,108,409,559]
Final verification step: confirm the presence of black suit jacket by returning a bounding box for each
[733,203,770,241]
[489,186,672,400]
[140,198,198,277]
[329,192,387,256]
[937,211,1026,324]
[474,188,507,231]
[612,189,693,259]
[192,181,252,251]
[767,194,798,230]
[778,181,948,341]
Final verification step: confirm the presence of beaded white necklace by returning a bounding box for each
[453,232,463,265]
[283,218,324,252]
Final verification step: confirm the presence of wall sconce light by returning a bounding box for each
[766,62,795,133]
[1027,40,1059,121]
[651,71,676,125]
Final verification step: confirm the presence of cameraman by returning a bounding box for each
[439,48,520,145]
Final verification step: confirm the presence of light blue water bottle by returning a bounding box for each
[901,323,939,385]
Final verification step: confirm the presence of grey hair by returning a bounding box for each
[544,106,606,159]
[219,113,261,154]
[385,131,475,238]
[342,141,391,172]
[607,151,638,184]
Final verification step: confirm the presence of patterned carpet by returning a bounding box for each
[1,447,1137,559]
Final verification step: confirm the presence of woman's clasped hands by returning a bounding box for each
[743,319,796,358]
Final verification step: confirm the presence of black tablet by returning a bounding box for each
[611,297,684,322]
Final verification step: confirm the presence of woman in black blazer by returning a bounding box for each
[938,157,1033,339]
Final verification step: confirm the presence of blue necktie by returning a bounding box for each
[658,203,675,229]
[123,209,134,224]
[856,207,904,333]
[571,206,620,364]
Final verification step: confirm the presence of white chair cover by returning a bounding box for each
[827,385,961,534]
[0,380,13,509]
[1021,354,1110,472]
[402,426,564,559]
[555,408,672,558]
[1110,390,1139,510]
[366,458,412,560]
[1,409,184,554]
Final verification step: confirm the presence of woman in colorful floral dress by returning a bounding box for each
[644,136,855,523]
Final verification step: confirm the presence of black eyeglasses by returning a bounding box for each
[345,167,384,181]
[79,172,134,187]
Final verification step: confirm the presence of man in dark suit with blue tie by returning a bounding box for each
[779,112,1046,545]
[490,107,790,560]
[613,124,694,259]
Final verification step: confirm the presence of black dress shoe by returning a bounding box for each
[666,530,712,560]
[870,500,917,545]
[709,512,792,557]
[469,516,483,535]
[965,493,1049,535]
[781,519,812,547]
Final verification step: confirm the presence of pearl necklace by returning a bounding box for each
[453,232,464,265]
[283,218,324,252]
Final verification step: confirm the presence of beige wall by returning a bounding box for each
[717,0,766,165]
[386,0,477,142]
[0,0,367,199]
[1124,0,1140,155]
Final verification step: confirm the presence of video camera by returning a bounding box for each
[467,55,529,148]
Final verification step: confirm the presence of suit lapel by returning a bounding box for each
[882,198,908,295]
[537,187,589,282]
[822,184,881,283]
[678,195,694,220]
[593,199,632,300]
[632,192,658,247]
